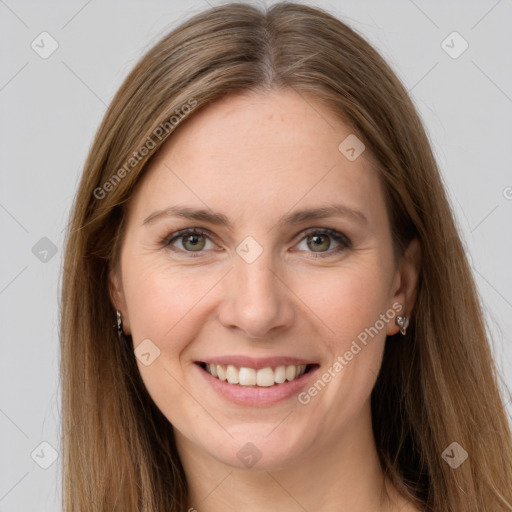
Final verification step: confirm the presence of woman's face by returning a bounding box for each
[111,89,416,471]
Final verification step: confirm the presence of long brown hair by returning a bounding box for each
[60,2,512,510]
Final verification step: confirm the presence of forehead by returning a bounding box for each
[127,89,387,229]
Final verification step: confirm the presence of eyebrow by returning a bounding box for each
[142,203,368,229]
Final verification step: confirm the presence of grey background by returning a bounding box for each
[1,0,511,510]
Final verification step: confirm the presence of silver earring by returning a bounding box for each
[116,311,124,339]
[396,315,409,336]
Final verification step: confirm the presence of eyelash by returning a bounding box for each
[161,227,352,258]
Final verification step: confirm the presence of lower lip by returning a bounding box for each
[195,363,319,407]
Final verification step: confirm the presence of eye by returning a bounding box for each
[164,228,215,254]
[162,227,351,258]
[295,228,351,257]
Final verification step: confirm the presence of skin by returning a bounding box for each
[110,89,422,512]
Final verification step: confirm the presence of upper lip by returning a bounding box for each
[197,355,316,370]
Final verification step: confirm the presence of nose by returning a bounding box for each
[216,251,295,340]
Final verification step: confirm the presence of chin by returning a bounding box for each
[204,427,313,472]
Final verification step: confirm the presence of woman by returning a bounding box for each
[60,2,512,511]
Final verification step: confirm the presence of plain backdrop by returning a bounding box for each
[1,0,511,510]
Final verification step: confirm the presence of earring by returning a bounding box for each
[396,315,409,336]
[116,311,124,339]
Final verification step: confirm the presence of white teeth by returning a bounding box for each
[274,365,286,384]
[256,367,275,387]
[217,364,226,381]
[239,367,257,386]
[285,365,297,381]
[204,363,309,386]
[226,365,239,384]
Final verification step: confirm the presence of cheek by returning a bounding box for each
[292,267,390,430]
[292,259,393,353]
[120,255,223,434]
[122,254,222,343]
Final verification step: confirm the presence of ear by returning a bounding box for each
[386,237,421,336]
[108,266,131,334]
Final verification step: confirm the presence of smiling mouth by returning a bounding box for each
[197,362,316,387]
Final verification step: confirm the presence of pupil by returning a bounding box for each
[184,234,205,251]
[309,234,330,252]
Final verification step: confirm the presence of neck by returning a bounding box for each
[176,403,407,512]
